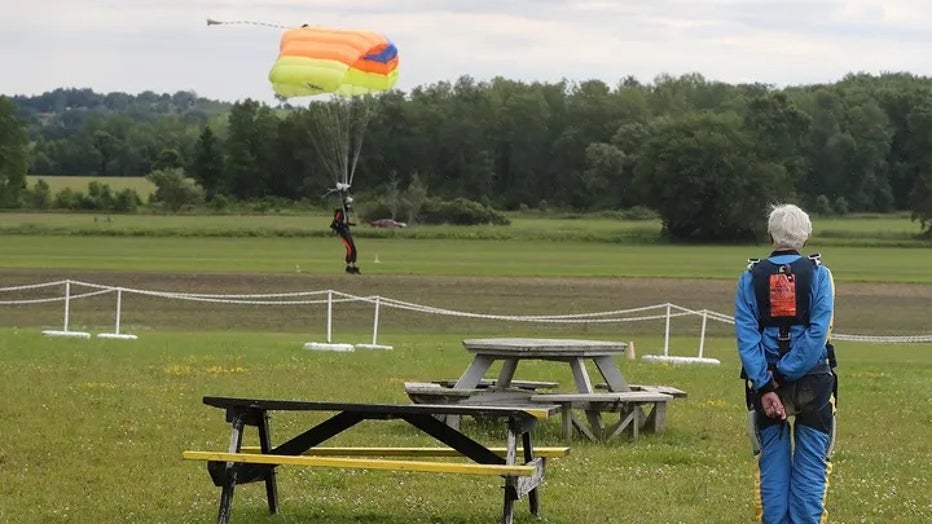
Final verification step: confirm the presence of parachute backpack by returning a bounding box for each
[747,252,822,356]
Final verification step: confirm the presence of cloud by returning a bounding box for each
[2,0,931,101]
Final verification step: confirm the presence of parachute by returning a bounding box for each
[269,26,399,98]
[209,19,399,273]
[268,25,398,199]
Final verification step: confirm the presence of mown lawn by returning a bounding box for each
[0,330,928,523]
[1,234,930,282]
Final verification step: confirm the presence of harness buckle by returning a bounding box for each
[777,325,791,355]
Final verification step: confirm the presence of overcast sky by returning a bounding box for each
[2,0,932,103]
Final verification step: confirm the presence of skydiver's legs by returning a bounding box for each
[788,372,835,523]
[339,231,360,274]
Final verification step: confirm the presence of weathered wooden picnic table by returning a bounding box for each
[450,338,673,441]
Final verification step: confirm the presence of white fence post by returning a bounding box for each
[42,280,90,338]
[326,290,333,343]
[698,310,708,359]
[355,295,393,350]
[663,303,672,357]
[304,289,354,352]
[97,287,138,340]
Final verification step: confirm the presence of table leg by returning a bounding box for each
[454,355,495,389]
[217,411,246,524]
[496,359,518,388]
[522,432,539,516]
[501,426,517,524]
[569,358,604,439]
[593,355,630,391]
[257,411,279,515]
[451,356,496,429]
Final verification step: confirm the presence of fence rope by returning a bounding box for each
[2,279,929,343]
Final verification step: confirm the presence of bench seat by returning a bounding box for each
[183,451,540,476]
[238,445,570,458]
[529,392,674,441]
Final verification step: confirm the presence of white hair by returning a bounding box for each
[768,204,812,250]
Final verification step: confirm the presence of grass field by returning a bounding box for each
[26,175,156,198]
[1,234,930,282]
[1,211,928,247]
[0,211,930,523]
[0,330,928,523]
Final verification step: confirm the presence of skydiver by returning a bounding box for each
[330,195,360,274]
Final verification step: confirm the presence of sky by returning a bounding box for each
[2,0,932,104]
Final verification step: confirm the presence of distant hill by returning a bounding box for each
[11,87,234,126]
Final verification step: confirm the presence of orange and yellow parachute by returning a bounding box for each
[268,25,399,99]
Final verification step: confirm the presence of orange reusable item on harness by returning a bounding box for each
[768,267,797,318]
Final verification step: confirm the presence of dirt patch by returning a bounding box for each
[1,269,928,337]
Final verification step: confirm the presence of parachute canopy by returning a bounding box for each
[269,26,399,99]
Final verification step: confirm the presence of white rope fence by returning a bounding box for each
[2,280,929,356]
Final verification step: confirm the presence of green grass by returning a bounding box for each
[26,175,156,198]
[1,211,929,247]
[1,234,930,282]
[0,330,928,523]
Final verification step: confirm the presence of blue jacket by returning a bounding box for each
[735,252,835,392]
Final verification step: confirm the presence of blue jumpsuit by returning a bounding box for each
[735,251,836,523]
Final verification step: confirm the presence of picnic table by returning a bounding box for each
[445,338,680,441]
[183,396,566,524]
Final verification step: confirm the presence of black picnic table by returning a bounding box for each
[187,396,561,524]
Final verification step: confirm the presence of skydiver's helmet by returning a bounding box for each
[344,196,354,210]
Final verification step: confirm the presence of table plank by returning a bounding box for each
[462,338,627,358]
[203,396,559,419]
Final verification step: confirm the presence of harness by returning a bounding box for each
[742,251,838,406]
[748,251,819,356]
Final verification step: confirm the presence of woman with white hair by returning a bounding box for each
[734,203,837,523]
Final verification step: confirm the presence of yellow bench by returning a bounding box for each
[237,445,571,458]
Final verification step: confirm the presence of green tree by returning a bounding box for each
[91,130,119,175]
[635,112,791,242]
[190,125,225,198]
[0,96,29,207]
[402,172,429,224]
[906,101,932,235]
[225,100,278,200]
[153,148,184,171]
[146,168,204,213]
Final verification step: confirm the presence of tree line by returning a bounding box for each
[1,73,931,239]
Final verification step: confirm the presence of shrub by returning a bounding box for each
[25,179,51,209]
[833,196,849,216]
[113,189,141,212]
[419,198,510,226]
[813,195,833,216]
[53,188,84,210]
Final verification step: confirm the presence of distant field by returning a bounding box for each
[0,211,928,247]
[26,175,156,198]
[1,234,930,282]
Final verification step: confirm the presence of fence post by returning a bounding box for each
[42,280,90,338]
[371,296,381,345]
[698,310,708,359]
[63,280,72,332]
[326,290,333,343]
[663,304,672,357]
